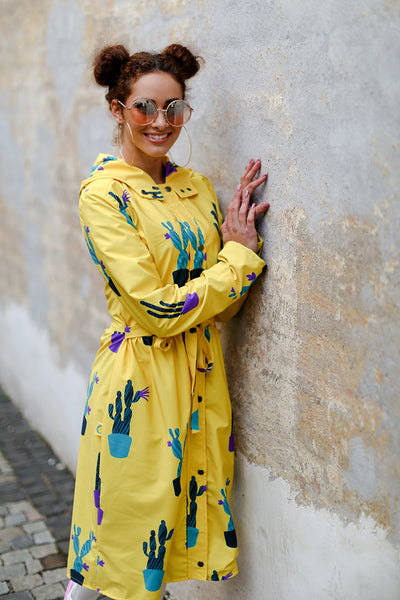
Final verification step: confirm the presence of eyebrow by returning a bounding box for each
[144,97,181,106]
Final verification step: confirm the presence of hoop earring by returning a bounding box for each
[119,122,135,166]
[169,126,192,168]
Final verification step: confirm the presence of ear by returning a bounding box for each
[111,99,124,124]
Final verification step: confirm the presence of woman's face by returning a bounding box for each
[118,71,184,162]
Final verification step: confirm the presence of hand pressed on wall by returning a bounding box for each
[221,158,269,253]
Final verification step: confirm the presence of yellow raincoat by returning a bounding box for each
[67,154,265,600]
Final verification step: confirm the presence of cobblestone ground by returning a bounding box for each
[0,391,173,600]
[0,390,74,600]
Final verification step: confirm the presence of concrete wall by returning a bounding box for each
[1,1,399,598]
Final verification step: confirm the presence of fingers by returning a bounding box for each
[238,189,250,229]
[247,202,257,230]
[254,202,270,219]
[240,158,268,197]
[225,184,242,233]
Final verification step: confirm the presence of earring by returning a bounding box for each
[119,122,135,166]
[169,126,192,168]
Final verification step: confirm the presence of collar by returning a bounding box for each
[81,154,198,200]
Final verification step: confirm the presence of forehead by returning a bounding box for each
[128,71,183,100]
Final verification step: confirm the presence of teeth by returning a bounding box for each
[146,134,169,140]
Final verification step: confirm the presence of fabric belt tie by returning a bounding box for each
[104,319,215,403]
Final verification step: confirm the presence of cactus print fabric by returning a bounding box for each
[67,154,265,600]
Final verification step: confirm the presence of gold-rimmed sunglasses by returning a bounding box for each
[118,98,193,127]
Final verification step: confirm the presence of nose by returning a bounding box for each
[153,109,169,127]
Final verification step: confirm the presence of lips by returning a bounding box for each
[144,132,172,143]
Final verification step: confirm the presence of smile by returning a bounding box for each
[144,133,172,142]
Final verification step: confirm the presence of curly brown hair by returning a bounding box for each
[93,43,203,107]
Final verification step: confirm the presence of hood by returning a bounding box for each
[80,154,198,201]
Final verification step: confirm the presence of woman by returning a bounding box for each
[66,43,269,600]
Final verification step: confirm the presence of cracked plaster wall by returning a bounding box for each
[0,1,399,598]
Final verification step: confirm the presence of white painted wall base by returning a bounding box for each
[0,302,87,473]
[166,453,400,600]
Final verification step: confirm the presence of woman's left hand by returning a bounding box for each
[221,158,270,253]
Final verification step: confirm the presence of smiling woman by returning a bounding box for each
[65,43,269,600]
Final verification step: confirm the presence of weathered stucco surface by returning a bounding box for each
[0,1,399,598]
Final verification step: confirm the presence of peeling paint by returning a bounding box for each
[0,1,399,598]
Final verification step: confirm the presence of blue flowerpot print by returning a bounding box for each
[108,433,132,458]
[187,526,199,548]
[143,568,164,592]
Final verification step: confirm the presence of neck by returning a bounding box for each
[121,138,166,184]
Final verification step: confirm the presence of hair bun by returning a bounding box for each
[162,44,202,79]
[93,44,130,88]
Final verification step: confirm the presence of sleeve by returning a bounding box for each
[203,177,265,322]
[79,180,266,338]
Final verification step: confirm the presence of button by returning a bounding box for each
[198,469,204,475]
[165,186,171,192]
[198,561,204,567]
[198,396,203,403]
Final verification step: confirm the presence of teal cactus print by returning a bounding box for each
[84,227,121,297]
[81,371,98,435]
[89,155,117,176]
[143,520,174,592]
[219,477,237,548]
[211,201,223,248]
[186,475,206,548]
[168,425,187,496]
[162,219,205,285]
[162,221,189,269]
[108,380,149,458]
[70,525,94,584]
[229,272,257,301]
[181,220,205,269]
[108,190,137,229]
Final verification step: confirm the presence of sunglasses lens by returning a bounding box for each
[166,101,191,126]
[131,99,156,124]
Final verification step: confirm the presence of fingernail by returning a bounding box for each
[245,190,249,198]
[237,184,241,191]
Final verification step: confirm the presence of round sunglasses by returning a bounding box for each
[118,98,193,127]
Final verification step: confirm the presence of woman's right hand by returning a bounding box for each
[221,159,270,253]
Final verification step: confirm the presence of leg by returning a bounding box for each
[64,581,99,600]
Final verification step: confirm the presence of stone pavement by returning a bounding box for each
[0,389,75,600]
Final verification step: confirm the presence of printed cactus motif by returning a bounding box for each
[210,202,223,248]
[186,475,206,548]
[181,220,205,269]
[142,520,174,592]
[108,380,149,458]
[162,221,189,269]
[211,569,233,581]
[211,570,220,581]
[71,525,94,578]
[81,371,98,435]
[108,190,137,229]
[187,475,206,528]
[108,380,149,435]
[94,453,103,525]
[143,520,173,570]
[168,425,187,496]
[83,227,120,297]
[219,477,237,548]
